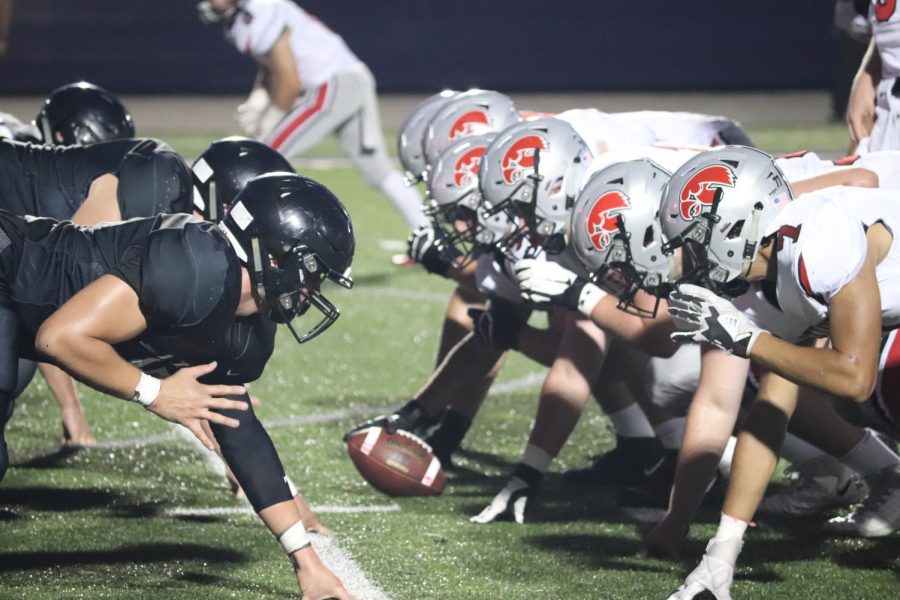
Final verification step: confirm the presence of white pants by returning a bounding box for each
[866,77,900,152]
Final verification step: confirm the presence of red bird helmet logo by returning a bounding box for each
[453,146,487,187]
[501,134,548,185]
[449,110,489,141]
[678,164,736,220]
[586,190,630,251]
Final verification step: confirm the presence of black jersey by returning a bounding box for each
[0,138,193,222]
[0,211,274,382]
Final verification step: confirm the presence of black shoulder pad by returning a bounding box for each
[117,140,193,219]
[140,218,241,332]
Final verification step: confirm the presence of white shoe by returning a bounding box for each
[758,454,868,517]
[667,543,734,600]
[825,463,900,537]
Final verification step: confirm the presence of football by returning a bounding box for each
[346,426,446,496]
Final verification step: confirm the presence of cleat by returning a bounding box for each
[564,436,672,488]
[825,463,900,537]
[758,454,868,517]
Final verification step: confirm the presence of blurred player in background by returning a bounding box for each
[197,0,428,237]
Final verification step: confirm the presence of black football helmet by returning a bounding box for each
[219,173,355,343]
[192,137,294,223]
[34,81,134,146]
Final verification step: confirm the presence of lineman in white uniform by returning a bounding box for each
[848,0,900,151]
[198,0,427,229]
[656,148,900,599]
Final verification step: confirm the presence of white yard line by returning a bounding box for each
[377,239,407,252]
[487,371,545,395]
[163,503,401,517]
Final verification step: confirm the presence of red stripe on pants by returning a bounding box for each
[269,83,329,150]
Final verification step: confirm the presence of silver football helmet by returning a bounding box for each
[479,118,593,253]
[570,160,672,315]
[422,89,520,178]
[397,90,460,185]
[425,133,495,263]
[659,146,791,295]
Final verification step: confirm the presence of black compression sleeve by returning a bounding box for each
[209,392,293,513]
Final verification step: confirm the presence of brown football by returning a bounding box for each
[346,426,445,496]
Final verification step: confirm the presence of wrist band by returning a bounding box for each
[279,521,312,554]
[577,283,607,317]
[132,373,161,408]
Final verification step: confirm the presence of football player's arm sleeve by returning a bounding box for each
[209,390,293,512]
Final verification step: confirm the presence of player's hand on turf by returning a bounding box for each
[639,514,689,560]
[234,88,270,137]
[343,400,436,440]
[470,466,540,524]
[667,284,764,358]
[666,550,735,600]
[846,72,876,146]
[150,361,248,451]
[294,546,356,600]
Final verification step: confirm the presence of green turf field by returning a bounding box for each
[1,124,897,599]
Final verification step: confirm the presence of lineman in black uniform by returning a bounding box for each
[0,172,355,599]
[0,136,194,444]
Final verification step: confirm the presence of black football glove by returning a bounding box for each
[467,299,529,351]
[407,224,461,277]
[343,399,440,441]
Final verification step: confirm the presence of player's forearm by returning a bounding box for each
[591,295,677,358]
[37,362,80,408]
[667,390,741,522]
[34,332,139,400]
[751,334,876,402]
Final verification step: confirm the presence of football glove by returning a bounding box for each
[234,88,270,137]
[470,464,542,525]
[406,224,460,277]
[467,300,527,351]
[666,540,737,600]
[667,284,765,358]
[342,399,439,441]
[513,258,606,316]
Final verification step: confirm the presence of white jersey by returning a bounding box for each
[556,109,657,155]
[585,144,704,176]
[775,150,900,190]
[475,238,543,303]
[227,0,359,88]
[737,187,900,341]
[614,111,737,148]
[870,0,900,79]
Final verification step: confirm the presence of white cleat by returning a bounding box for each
[825,463,900,538]
[758,455,868,517]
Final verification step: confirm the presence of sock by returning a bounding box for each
[718,436,737,479]
[608,404,655,439]
[379,171,428,229]
[839,428,900,476]
[707,514,748,567]
[521,443,553,474]
[780,433,828,465]
[652,417,685,450]
[426,409,472,460]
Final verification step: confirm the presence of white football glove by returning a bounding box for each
[234,88,271,137]
[667,284,765,358]
[666,541,736,600]
[470,476,534,525]
[513,258,606,316]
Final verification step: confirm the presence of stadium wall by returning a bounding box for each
[0,0,836,94]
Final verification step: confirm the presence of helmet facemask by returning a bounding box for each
[247,237,353,344]
[196,0,245,24]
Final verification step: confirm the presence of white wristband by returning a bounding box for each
[133,372,161,408]
[278,521,312,554]
[577,283,607,317]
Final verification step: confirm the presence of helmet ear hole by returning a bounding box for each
[643,225,654,248]
[726,220,745,240]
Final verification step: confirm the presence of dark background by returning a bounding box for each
[0,0,838,95]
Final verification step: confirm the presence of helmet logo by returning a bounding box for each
[501,134,548,185]
[449,111,489,140]
[586,190,630,251]
[678,164,736,220]
[453,146,487,187]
